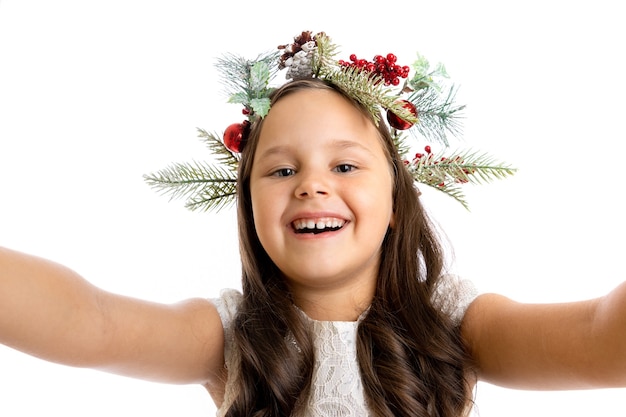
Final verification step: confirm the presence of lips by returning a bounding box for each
[292,217,346,234]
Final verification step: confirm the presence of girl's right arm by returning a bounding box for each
[0,246,225,388]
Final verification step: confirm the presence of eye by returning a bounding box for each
[334,164,357,173]
[272,168,296,177]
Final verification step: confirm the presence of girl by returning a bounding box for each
[2,32,626,417]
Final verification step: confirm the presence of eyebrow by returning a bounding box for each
[257,139,375,160]
[325,139,380,160]
[255,144,291,160]
[331,139,374,154]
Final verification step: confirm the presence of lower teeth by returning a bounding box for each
[298,226,341,234]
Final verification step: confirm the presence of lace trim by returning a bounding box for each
[297,316,369,416]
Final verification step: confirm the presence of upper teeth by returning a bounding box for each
[293,218,345,230]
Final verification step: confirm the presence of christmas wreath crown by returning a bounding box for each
[145,31,515,211]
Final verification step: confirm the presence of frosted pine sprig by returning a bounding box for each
[196,129,239,169]
[216,52,279,118]
[144,160,237,212]
[405,146,516,209]
[144,131,239,212]
[320,64,418,127]
[408,84,465,145]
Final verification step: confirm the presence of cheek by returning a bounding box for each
[248,181,264,235]
[250,188,266,231]
[249,185,280,244]
[356,176,395,230]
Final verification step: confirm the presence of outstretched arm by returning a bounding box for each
[462,281,626,390]
[0,246,225,387]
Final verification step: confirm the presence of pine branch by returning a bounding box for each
[392,131,412,159]
[408,84,465,145]
[311,32,340,75]
[215,51,280,95]
[431,182,471,210]
[184,185,238,212]
[196,129,239,170]
[215,51,280,117]
[406,148,517,209]
[143,160,237,212]
[321,65,417,126]
[145,35,516,213]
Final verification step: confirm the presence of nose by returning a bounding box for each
[294,169,329,199]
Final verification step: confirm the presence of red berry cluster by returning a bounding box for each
[338,53,410,86]
[413,145,432,161]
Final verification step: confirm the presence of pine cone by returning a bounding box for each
[278,31,318,79]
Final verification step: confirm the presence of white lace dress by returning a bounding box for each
[213,275,478,417]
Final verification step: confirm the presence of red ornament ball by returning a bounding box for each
[386,100,418,130]
[223,120,250,153]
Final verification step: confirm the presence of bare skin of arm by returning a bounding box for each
[0,246,225,393]
[462,281,626,390]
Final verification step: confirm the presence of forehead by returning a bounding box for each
[257,88,383,150]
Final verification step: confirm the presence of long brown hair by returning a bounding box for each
[228,78,475,416]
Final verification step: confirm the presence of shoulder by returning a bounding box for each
[209,289,244,413]
[210,289,243,364]
[432,274,479,325]
[211,288,243,328]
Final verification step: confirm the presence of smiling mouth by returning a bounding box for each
[292,218,346,234]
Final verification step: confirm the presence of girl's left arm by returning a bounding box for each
[461,281,626,390]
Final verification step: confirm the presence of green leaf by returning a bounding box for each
[250,97,271,118]
[409,54,449,92]
[412,54,431,76]
[432,62,449,78]
[228,91,249,105]
[214,50,280,118]
[249,61,271,93]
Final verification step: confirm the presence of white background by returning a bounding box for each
[1,0,625,415]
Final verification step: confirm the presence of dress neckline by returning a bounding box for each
[295,304,370,325]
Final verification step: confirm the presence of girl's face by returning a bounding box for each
[249,88,395,301]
